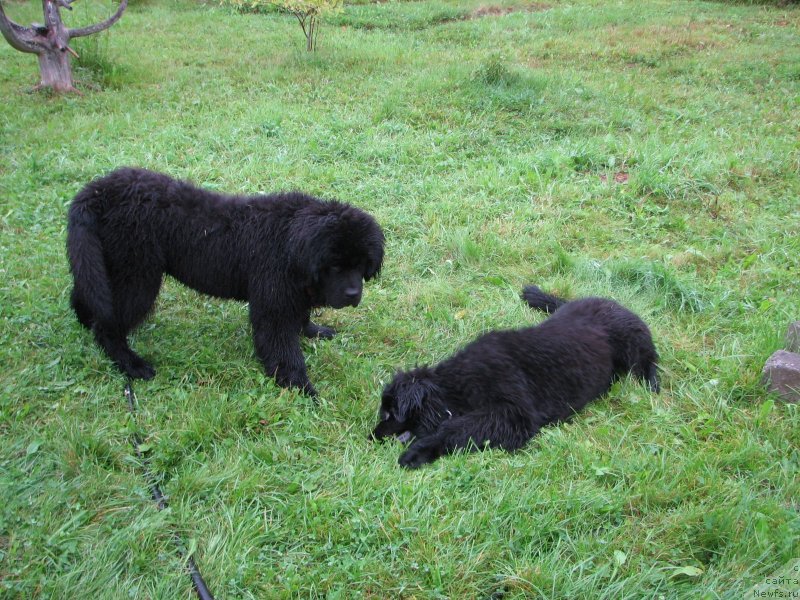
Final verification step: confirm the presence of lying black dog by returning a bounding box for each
[372,286,659,467]
[67,167,384,395]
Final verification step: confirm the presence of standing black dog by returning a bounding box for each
[67,167,384,395]
[372,286,659,467]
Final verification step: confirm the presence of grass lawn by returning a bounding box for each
[1,0,799,597]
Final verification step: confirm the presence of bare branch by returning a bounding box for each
[268,0,339,52]
[293,11,304,28]
[0,1,46,53]
[68,0,127,39]
[293,10,308,39]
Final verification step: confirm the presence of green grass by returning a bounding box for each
[2,0,800,597]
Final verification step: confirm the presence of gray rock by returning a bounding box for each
[762,350,800,404]
[786,321,800,353]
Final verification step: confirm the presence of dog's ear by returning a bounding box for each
[364,255,383,281]
[290,213,337,285]
[394,380,424,422]
[394,376,438,422]
[363,229,385,281]
[336,208,384,282]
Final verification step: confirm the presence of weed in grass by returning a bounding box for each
[606,258,706,313]
[469,53,549,114]
[72,32,129,90]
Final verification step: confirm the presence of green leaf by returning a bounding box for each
[742,253,758,268]
[484,275,506,286]
[669,565,704,578]
[613,550,627,566]
[758,398,774,423]
[26,440,42,455]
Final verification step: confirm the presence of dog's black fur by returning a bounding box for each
[67,167,384,395]
[372,286,659,468]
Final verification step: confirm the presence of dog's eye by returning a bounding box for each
[380,409,390,421]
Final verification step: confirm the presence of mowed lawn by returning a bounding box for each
[1,0,799,597]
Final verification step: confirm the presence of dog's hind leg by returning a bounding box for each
[608,323,660,394]
[113,271,162,332]
[521,285,567,314]
[398,410,535,468]
[644,362,660,393]
[625,337,660,394]
[71,288,95,329]
[93,271,162,380]
[93,326,156,380]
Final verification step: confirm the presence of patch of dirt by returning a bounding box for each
[606,24,722,54]
[470,3,551,19]
[472,6,515,17]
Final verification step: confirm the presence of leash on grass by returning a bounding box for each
[124,380,215,600]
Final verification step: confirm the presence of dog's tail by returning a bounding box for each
[521,285,568,314]
[67,189,114,327]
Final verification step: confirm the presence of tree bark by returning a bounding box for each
[0,0,127,93]
[37,45,76,92]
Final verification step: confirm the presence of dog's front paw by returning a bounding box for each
[289,378,318,398]
[291,376,318,398]
[274,369,317,397]
[303,322,337,340]
[398,442,439,469]
[315,326,336,340]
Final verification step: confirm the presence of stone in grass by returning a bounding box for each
[785,321,800,353]
[762,350,800,404]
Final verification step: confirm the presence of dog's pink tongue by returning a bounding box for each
[396,431,412,443]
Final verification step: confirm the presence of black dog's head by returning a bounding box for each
[318,264,367,309]
[291,201,384,309]
[371,368,447,442]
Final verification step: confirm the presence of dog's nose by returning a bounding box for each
[345,293,361,307]
[345,288,361,301]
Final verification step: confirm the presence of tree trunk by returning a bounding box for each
[0,0,127,94]
[36,46,76,92]
[293,10,319,52]
[306,17,314,52]
[33,0,78,91]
